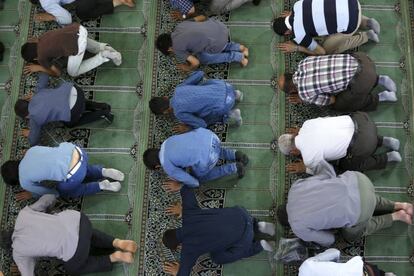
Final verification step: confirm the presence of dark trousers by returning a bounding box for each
[332,52,379,112]
[337,112,387,172]
[65,86,110,128]
[75,0,114,20]
[64,213,115,275]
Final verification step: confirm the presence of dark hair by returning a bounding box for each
[1,160,21,186]
[162,229,179,250]
[29,0,40,4]
[21,42,38,63]
[272,17,289,36]
[14,99,30,119]
[282,73,297,94]
[156,34,173,56]
[143,148,161,170]
[149,97,170,115]
[0,230,13,250]
[277,204,290,227]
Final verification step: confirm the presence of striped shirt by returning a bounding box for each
[293,54,359,106]
[291,0,360,50]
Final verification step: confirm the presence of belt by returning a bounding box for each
[67,146,83,179]
[347,116,359,155]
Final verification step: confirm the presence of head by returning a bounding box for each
[14,99,30,119]
[0,230,13,250]
[156,33,173,56]
[277,134,300,156]
[277,204,290,227]
[149,97,171,115]
[29,0,40,4]
[272,17,292,36]
[278,73,297,94]
[21,42,38,63]
[1,160,21,186]
[143,148,161,170]
[162,229,180,250]
[363,262,386,276]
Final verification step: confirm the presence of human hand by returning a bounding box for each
[170,11,184,21]
[23,91,34,101]
[280,11,292,17]
[286,161,306,173]
[287,94,302,104]
[23,64,42,75]
[15,191,32,202]
[166,202,182,218]
[286,127,299,135]
[163,262,180,276]
[176,63,192,72]
[163,180,182,193]
[277,41,298,53]
[20,129,30,138]
[172,123,190,134]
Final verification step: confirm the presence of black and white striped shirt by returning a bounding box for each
[290,0,360,50]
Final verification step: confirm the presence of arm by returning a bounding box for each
[296,43,326,56]
[164,165,200,188]
[20,181,59,199]
[178,70,204,86]
[295,227,335,247]
[34,12,57,23]
[28,120,41,146]
[308,248,340,262]
[180,186,200,210]
[175,112,207,129]
[24,64,61,77]
[277,40,326,56]
[306,94,332,106]
[35,73,49,91]
[177,252,198,276]
[28,194,58,212]
[13,254,36,276]
[176,55,200,72]
[39,3,72,25]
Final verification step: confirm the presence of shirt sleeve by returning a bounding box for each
[28,120,42,146]
[294,226,336,247]
[177,251,198,276]
[164,164,200,187]
[306,94,332,106]
[178,70,204,86]
[35,73,49,91]
[13,254,36,276]
[180,186,200,210]
[43,3,72,25]
[307,39,318,51]
[28,194,58,212]
[20,181,60,199]
[175,112,207,129]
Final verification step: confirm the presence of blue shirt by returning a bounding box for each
[19,142,76,198]
[40,0,75,25]
[159,128,219,187]
[28,73,72,145]
[176,187,262,276]
[171,71,235,128]
[169,0,195,15]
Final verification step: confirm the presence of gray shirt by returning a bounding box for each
[286,161,361,247]
[12,195,80,276]
[171,18,229,61]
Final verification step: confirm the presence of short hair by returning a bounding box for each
[277,134,294,155]
[149,97,170,115]
[272,17,289,36]
[29,0,40,4]
[156,33,173,56]
[21,42,38,63]
[277,204,290,227]
[162,229,179,250]
[14,99,30,119]
[1,160,21,186]
[143,148,161,170]
[282,73,297,94]
[0,230,13,250]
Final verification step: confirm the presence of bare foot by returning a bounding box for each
[395,202,413,216]
[110,251,134,264]
[113,239,138,253]
[392,210,412,225]
[121,0,135,8]
[240,58,248,67]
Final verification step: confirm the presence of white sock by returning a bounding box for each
[382,137,400,151]
[102,168,125,181]
[378,75,397,92]
[366,30,379,43]
[99,179,121,192]
[258,221,275,236]
[387,151,402,163]
[260,240,273,252]
[378,91,397,102]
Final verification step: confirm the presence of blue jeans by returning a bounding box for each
[193,136,237,182]
[197,42,243,65]
[57,148,103,198]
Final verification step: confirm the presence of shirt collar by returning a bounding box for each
[285,16,292,31]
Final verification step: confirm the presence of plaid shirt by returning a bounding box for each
[293,54,359,106]
[170,0,194,15]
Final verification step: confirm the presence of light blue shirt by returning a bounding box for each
[40,0,75,25]
[19,142,76,198]
[159,128,217,187]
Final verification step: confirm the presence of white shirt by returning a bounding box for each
[40,0,75,25]
[299,249,363,276]
[295,115,354,174]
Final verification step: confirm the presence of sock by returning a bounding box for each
[258,222,276,236]
[234,90,244,102]
[382,137,400,151]
[378,75,397,92]
[102,50,122,66]
[228,109,242,127]
[367,18,380,34]
[378,91,397,102]
[102,168,125,181]
[387,151,402,163]
[260,240,273,252]
[99,180,122,192]
[366,30,379,43]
